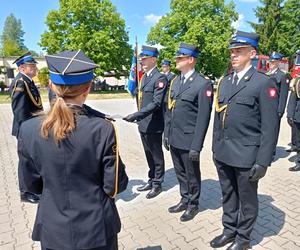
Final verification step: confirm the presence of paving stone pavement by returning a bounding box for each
[0,99,300,250]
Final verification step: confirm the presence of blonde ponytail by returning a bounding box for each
[40,81,91,143]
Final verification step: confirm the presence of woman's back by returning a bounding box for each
[18,106,128,250]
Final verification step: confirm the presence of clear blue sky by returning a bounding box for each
[0,0,260,53]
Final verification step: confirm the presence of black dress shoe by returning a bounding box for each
[289,165,300,171]
[180,206,198,222]
[227,241,249,250]
[146,186,162,199]
[168,202,188,213]
[20,192,40,204]
[210,233,235,248]
[137,183,152,192]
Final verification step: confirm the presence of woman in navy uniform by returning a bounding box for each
[10,52,43,204]
[211,31,279,250]
[17,50,128,250]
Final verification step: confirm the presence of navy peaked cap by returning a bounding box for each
[175,42,199,58]
[140,45,159,58]
[45,50,99,85]
[161,59,171,66]
[229,30,260,49]
[270,52,283,61]
[13,52,38,67]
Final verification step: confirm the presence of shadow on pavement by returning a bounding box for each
[273,146,291,162]
[251,194,285,247]
[137,246,162,250]
[199,179,222,211]
[117,179,146,202]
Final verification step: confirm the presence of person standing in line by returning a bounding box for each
[164,42,213,222]
[10,52,43,204]
[17,50,128,250]
[211,31,279,250]
[123,45,168,199]
[267,52,289,156]
[287,72,300,172]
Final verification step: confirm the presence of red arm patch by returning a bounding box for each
[158,82,165,89]
[206,90,212,97]
[268,88,277,98]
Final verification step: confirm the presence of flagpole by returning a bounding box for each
[135,36,139,91]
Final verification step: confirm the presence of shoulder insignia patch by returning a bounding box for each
[158,82,165,89]
[269,88,277,98]
[206,90,212,97]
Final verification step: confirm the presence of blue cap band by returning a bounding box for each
[49,71,94,85]
[16,55,36,66]
[141,49,158,57]
[234,36,258,48]
[178,48,199,58]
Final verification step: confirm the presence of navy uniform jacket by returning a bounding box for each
[165,71,213,151]
[17,105,128,250]
[10,73,43,137]
[269,68,289,115]
[287,77,300,122]
[135,67,168,133]
[213,67,279,168]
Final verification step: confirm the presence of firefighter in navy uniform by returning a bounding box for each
[161,59,176,138]
[161,59,176,83]
[17,50,128,250]
[10,52,43,204]
[123,46,168,199]
[210,31,279,250]
[287,73,300,171]
[267,52,289,155]
[164,43,213,222]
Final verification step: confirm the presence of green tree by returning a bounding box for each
[40,0,132,77]
[37,67,50,87]
[277,0,300,57]
[1,14,27,56]
[147,0,238,78]
[249,0,284,55]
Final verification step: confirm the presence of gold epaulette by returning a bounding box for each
[110,120,120,199]
[215,76,227,128]
[168,76,178,111]
[137,74,145,110]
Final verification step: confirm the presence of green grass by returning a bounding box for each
[0,89,132,104]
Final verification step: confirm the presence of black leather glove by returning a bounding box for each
[287,118,294,127]
[249,164,267,182]
[278,112,283,118]
[189,150,200,162]
[163,138,169,151]
[123,113,137,123]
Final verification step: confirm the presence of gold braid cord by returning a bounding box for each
[168,77,177,111]
[138,74,145,111]
[109,121,120,199]
[295,78,300,99]
[215,76,227,128]
[12,79,43,108]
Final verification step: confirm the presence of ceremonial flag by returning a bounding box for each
[127,40,140,97]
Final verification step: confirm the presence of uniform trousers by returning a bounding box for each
[41,235,118,250]
[214,157,258,244]
[294,122,300,163]
[170,146,201,207]
[140,132,165,187]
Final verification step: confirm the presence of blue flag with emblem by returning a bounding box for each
[127,42,139,97]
